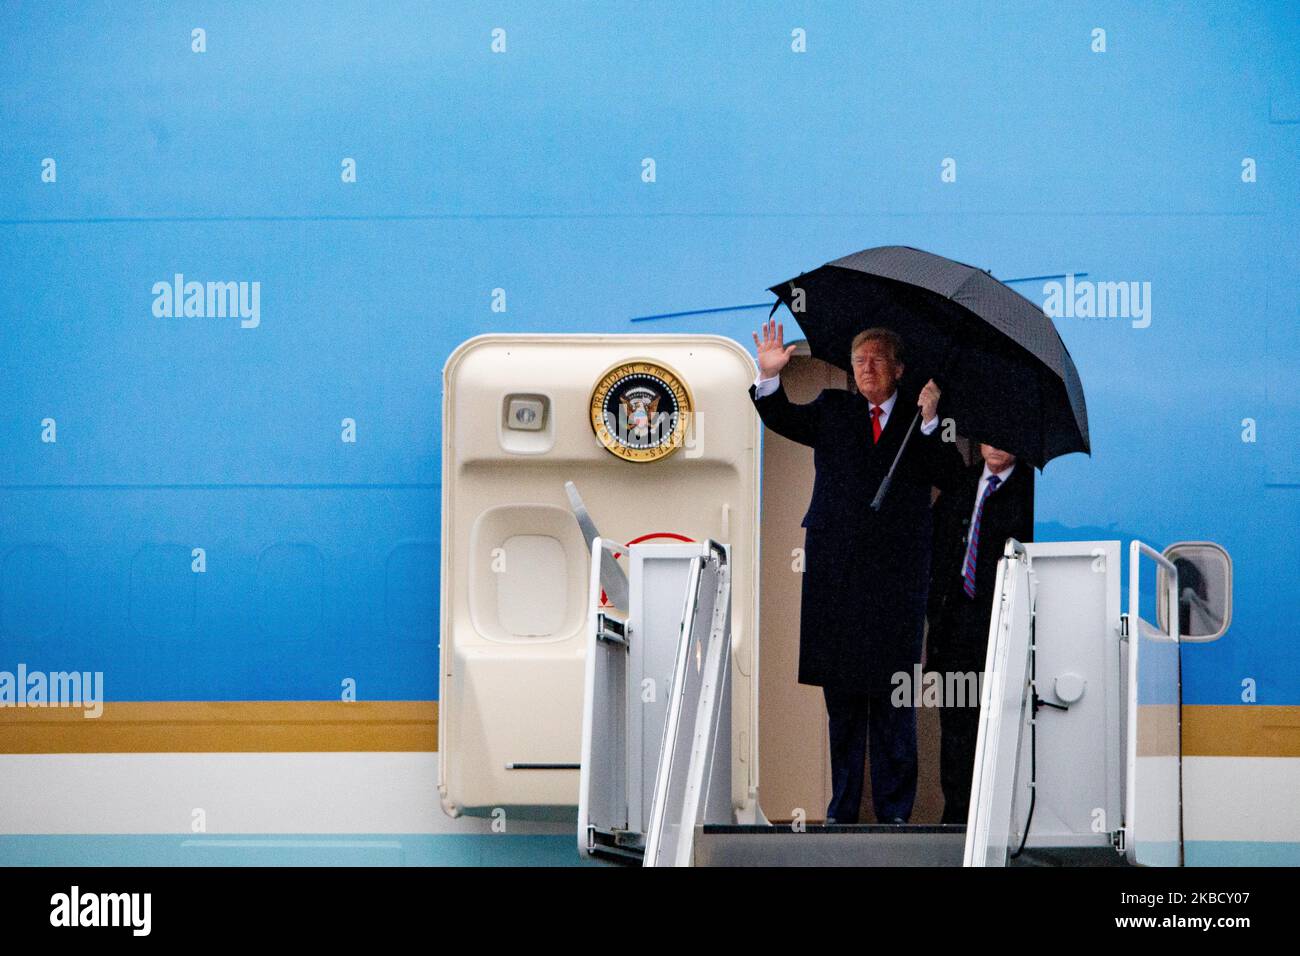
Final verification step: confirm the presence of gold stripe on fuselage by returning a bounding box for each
[2,702,1296,758]
[1182,705,1300,758]
[0,700,437,753]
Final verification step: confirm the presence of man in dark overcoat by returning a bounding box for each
[926,443,1034,823]
[749,320,964,823]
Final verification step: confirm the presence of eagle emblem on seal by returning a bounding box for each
[589,361,693,462]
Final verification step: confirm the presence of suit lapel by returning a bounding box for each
[979,465,1027,535]
[988,463,1020,501]
[880,399,911,446]
[871,391,914,457]
[852,389,918,459]
[849,392,877,450]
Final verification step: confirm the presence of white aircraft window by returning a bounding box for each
[466,503,586,644]
[497,534,568,637]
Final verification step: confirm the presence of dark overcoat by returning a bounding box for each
[927,459,1035,671]
[749,380,964,691]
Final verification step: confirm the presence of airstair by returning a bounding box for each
[579,535,1188,867]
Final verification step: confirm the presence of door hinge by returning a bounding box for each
[596,612,629,648]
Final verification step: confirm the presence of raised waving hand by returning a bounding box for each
[752,318,797,379]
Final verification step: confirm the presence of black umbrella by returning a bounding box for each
[766,245,1090,505]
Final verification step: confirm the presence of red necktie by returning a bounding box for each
[871,406,883,444]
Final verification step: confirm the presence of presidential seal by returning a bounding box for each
[589,360,693,462]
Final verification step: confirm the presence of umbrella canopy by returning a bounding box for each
[767,245,1090,468]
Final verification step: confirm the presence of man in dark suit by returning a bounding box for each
[749,319,964,824]
[926,443,1034,824]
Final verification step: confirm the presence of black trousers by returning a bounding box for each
[823,684,917,823]
[939,693,982,823]
[931,594,993,824]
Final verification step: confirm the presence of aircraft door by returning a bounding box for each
[439,334,760,819]
[1122,541,1183,866]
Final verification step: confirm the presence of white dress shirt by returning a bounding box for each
[753,374,938,434]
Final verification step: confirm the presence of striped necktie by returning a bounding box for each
[961,474,1001,598]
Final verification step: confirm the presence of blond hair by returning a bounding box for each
[850,327,904,366]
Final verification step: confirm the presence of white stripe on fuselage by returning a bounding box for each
[1183,756,1300,843]
[0,753,569,835]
